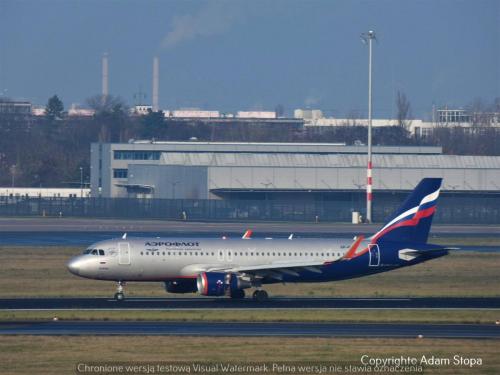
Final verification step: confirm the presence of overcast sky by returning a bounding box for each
[0,0,498,118]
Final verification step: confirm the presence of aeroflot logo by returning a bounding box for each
[145,241,200,247]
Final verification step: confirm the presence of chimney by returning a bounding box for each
[152,56,159,112]
[102,53,109,98]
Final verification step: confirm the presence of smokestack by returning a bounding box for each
[152,56,159,112]
[102,53,109,98]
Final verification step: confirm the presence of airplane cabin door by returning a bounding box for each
[118,242,131,265]
[368,244,380,267]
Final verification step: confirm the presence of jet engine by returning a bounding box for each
[164,279,197,294]
[197,272,253,296]
[197,272,226,296]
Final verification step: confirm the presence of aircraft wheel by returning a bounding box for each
[114,292,125,301]
[230,289,245,299]
[252,290,268,302]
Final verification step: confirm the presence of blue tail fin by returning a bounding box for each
[371,178,442,244]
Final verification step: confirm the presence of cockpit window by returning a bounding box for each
[83,249,91,254]
[98,249,105,256]
[91,249,98,255]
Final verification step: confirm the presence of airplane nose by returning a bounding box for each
[67,258,81,275]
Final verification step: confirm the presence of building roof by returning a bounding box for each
[106,141,443,155]
[158,152,500,169]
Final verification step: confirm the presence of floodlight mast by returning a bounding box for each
[361,30,376,223]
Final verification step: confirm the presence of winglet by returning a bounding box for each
[343,235,365,260]
[288,233,294,240]
[242,229,253,239]
[122,233,127,240]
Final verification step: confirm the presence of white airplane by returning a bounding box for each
[68,178,452,301]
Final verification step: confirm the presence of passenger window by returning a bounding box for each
[99,250,105,256]
[140,252,143,255]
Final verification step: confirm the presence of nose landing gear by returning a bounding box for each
[114,281,125,301]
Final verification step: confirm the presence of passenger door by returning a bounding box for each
[368,244,380,267]
[118,242,131,265]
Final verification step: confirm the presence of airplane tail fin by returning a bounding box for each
[370,178,442,244]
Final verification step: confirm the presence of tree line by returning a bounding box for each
[0,95,498,187]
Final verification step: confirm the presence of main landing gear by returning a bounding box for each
[252,290,268,302]
[230,289,246,299]
[114,281,125,301]
[229,289,269,301]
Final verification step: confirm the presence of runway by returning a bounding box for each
[1,217,499,235]
[1,297,499,310]
[0,320,498,338]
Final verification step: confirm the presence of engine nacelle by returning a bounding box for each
[228,273,252,291]
[197,272,253,296]
[165,279,197,294]
[197,272,226,296]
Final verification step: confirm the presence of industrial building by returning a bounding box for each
[90,141,500,201]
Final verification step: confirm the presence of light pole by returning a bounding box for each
[361,30,376,223]
[170,181,180,199]
[10,164,16,187]
[79,167,83,198]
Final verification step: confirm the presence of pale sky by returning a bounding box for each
[0,0,498,118]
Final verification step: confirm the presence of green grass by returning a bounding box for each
[0,336,499,374]
[429,236,500,246]
[0,309,499,324]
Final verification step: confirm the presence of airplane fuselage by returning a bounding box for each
[68,237,447,284]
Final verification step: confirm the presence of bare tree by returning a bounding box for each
[341,110,362,127]
[396,91,412,131]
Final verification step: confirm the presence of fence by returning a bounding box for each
[0,194,499,224]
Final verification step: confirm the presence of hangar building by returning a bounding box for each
[90,141,500,201]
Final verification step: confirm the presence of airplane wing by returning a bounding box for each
[205,259,340,280]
